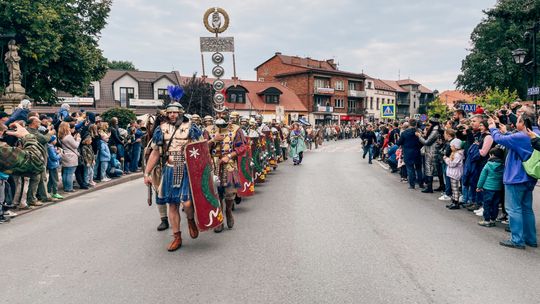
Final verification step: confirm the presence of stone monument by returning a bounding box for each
[1,39,27,113]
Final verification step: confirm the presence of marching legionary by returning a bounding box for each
[191,114,203,129]
[144,86,204,252]
[203,115,214,128]
[204,108,247,233]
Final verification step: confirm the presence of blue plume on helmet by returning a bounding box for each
[167,85,184,101]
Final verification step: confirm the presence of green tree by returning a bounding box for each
[107,60,137,71]
[475,87,519,112]
[427,97,451,120]
[177,74,214,117]
[101,107,137,129]
[456,0,538,98]
[0,0,112,104]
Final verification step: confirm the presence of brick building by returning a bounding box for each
[255,53,367,125]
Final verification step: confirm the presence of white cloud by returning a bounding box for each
[99,0,497,90]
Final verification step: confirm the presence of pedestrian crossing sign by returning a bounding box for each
[381,104,395,118]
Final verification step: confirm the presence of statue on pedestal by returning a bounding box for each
[1,39,27,114]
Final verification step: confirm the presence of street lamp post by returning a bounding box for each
[512,22,540,120]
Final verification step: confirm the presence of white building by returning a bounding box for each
[364,78,397,122]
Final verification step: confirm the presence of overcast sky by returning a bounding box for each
[99,0,496,92]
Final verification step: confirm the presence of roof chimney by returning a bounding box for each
[275,52,282,55]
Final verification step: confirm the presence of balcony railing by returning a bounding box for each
[314,87,335,95]
[347,108,364,115]
[313,105,334,113]
[348,90,366,98]
[396,98,409,105]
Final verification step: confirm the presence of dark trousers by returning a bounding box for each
[47,168,59,194]
[388,159,398,172]
[406,161,423,189]
[482,190,502,221]
[75,164,87,188]
[362,144,373,163]
[130,143,142,172]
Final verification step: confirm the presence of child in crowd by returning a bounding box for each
[439,129,455,201]
[99,133,112,182]
[81,136,95,187]
[47,135,63,200]
[476,147,505,227]
[444,137,464,210]
[108,146,124,178]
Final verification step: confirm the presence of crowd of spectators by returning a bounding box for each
[361,101,540,250]
[0,100,145,223]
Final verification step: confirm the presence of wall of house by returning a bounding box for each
[153,78,175,100]
[255,56,306,82]
[365,87,396,120]
[113,76,139,100]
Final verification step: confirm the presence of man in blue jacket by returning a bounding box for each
[397,119,424,189]
[489,110,539,249]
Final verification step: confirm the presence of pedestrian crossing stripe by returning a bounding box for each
[381,104,395,118]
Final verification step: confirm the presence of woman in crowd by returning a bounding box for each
[417,116,441,193]
[58,122,80,193]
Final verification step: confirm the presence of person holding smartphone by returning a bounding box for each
[488,108,540,249]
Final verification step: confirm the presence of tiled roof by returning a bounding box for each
[276,54,337,70]
[379,80,408,93]
[188,76,307,113]
[439,90,476,106]
[372,79,396,92]
[396,79,420,86]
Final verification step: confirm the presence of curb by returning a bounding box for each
[10,173,143,218]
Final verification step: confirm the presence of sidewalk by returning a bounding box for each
[9,172,143,218]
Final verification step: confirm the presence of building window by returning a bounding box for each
[227,89,246,103]
[334,98,344,108]
[314,78,330,89]
[315,96,330,106]
[348,82,360,91]
[367,81,373,89]
[335,80,344,91]
[281,81,287,87]
[348,99,357,110]
[376,98,380,110]
[84,85,95,98]
[157,89,168,100]
[265,95,279,104]
[370,97,373,110]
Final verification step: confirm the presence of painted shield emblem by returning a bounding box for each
[185,141,223,231]
[237,143,255,197]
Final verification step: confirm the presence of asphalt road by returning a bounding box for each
[2,139,540,304]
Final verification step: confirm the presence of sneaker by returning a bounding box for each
[499,240,525,249]
[438,194,451,201]
[0,216,10,224]
[501,219,509,225]
[458,195,464,203]
[52,193,64,199]
[29,201,44,207]
[496,214,508,222]
[474,207,484,215]
[4,210,17,217]
[102,177,112,182]
[478,220,495,227]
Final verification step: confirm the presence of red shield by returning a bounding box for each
[237,144,255,197]
[185,141,223,231]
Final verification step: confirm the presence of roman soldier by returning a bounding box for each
[203,115,214,128]
[144,88,203,252]
[191,114,203,128]
[205,108,247,233]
